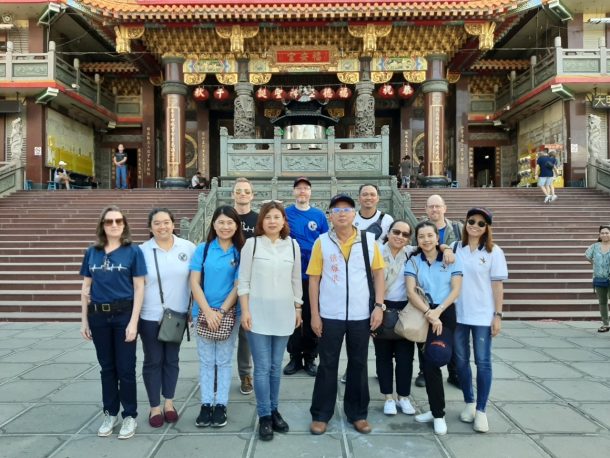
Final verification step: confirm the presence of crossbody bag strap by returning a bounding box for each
[152,248,165,309]
[361,231,375,307]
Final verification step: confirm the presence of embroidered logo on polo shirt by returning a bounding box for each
[178,253,188,262]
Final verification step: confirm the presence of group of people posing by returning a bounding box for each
[79,178,509,441]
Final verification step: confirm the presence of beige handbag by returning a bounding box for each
[394,259,430,343]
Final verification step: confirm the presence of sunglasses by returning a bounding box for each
[390,228,411,238]
[103,218,124,226]
[234,189,252,195]
[328,207,355,214]
[467,219,487,228]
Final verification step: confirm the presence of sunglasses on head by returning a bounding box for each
[103,218,124,226]
[467,219,487,228]
[261,199,283,204]
[390,228,410,238]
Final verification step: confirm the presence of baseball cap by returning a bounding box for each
[58,161,67,166]
[293,176,311,187]
[329,194,356,208]
[424,326,453,367]
[466,207,493,225]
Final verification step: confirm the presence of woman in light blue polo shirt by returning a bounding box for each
[405,221,462,436]
[190,206,244,429]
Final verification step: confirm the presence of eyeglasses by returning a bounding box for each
[234,189,252,195]
[103,218,124,226]
[328,207,354,214]
[390,228,411,238]
[467,219,487,228]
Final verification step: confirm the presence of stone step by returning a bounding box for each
[0,280,81,290]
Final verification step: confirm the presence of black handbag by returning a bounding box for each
[153,248,190,344]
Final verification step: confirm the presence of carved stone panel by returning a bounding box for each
[13,63,48,77]
[563,58,600,73]
[228,155,273,172]
[282,155,327,172]
[336,154,380,171]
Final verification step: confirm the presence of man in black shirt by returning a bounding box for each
[113,144,128,189]
[232,177,257,395]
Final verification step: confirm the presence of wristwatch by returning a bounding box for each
[374,303,386,311]
[494,312,503,318]
[218,308,226,315]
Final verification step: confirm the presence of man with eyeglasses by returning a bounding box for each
[232,177,256,395]
[307,194,385,436]
[414,194,462,389]
[354,184,394,243]
[283,177,329,377]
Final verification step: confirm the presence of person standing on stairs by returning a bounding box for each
[535,149,558,203]
[585,225,610,333]
[283,177,329,377]
[79,205,147,440]
[113,144,128,190]
[232,177,256,396]
[139,208,196,428]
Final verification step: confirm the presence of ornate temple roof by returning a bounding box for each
[471,59,530,71]
[75,0,523,21]
[80,62,140,73]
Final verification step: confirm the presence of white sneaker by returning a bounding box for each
[397,398,416,415]
[550,194,558,202]
[433,417,447,435]
[97,411,119,437]
[415,411,434,423]
[544,195,551,203]
[383,399,397,415]
[117,416,137,440]
[473,410,489,433]
[460,403,476,423]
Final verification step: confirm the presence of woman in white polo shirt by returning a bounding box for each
[452,207,508,434]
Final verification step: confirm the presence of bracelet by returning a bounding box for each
[424,308,431,316]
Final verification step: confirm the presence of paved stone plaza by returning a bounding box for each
[0,320,609,458]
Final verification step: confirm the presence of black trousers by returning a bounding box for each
[287,279,318,361]
[374,337,415,397]
[310,318,370,423]
[423,306,456,418]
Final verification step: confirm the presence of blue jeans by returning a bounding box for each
[116,165,127,189]
[197,324,238,406]
[88,310,137,418]
[247,331,289,417]
[454,324,492,412]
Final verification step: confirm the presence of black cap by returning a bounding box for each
[466,207,493,225]
[293,176,311,187]
[329,194,356,208]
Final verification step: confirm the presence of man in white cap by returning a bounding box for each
[54,161,73,189]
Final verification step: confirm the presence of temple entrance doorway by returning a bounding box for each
[473,147,496,187]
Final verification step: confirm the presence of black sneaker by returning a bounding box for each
[195,404,212,427]
[415,372,426,387]
[303,359,318,377]
[283,357,303,375]
[211,404,227,428]
[271,409,289,433]
[259,415,273,441]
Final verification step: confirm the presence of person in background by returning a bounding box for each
[238,201,303,441]
[585,225,610,333]
[190,206,244,429]
[232,177,257,395]
[139,208,196,428]
[407,221,462,436]
[400,155,413,189]
[374,220,417,417]
[453,208,508,433]
[191,171,205,189]
[79,205,146,439]
[113,144,128,190]
[54,161,74,189]
[535,149,558,203]
[284,177,329,377]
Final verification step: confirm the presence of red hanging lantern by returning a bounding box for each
[271,87,287,101]
[255,87,271,101]
[213,86,230,101]
[398,83,414,99]
[378,83,395,99]
[288,87,301,100]
[318,87,335,101]
[336,86,352,100]
[193,86,209,102]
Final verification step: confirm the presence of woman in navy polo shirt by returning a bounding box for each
[453,208,508,434]
[190,206,244,429]
[79,205,147,440]
[405,221,462,436]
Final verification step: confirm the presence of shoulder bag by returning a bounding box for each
[154,248,190,344]
[394,257,430,343]
[196,242,237,341]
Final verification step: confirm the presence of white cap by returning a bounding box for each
[58,161,67,166]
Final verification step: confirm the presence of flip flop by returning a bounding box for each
[598,325,610,333]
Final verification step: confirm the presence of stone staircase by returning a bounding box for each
[406,187,610,319]
[0,189,206,321]
[0,187,608,321]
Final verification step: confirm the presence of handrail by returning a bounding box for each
[181,178,218,245]
[587,161,610,193]
[0,160,25,198]
[390,179,418,230]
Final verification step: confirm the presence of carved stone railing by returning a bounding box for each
[495,36,608,110]
[390,179,418,230]
[587,161,610,193]
[220,125,390,178]
[0,160,24,198]
[180,178,218,244]
[0,41,115,112]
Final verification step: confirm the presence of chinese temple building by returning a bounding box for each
[1,0,609,189]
